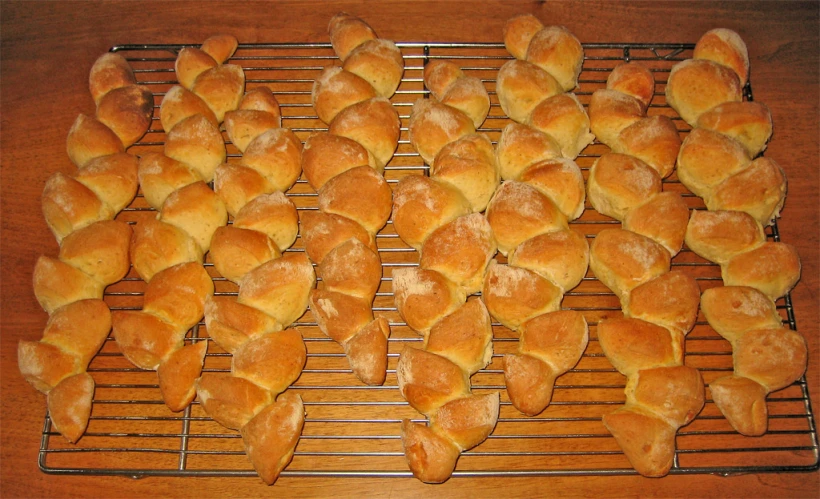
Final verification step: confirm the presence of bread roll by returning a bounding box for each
[200,34,238,65]
[302,132,377,190]
[329,97,400,168]
[430,133,499,212]
[393,267,467,335]
[392,175,471,252]
[160,85,220,132]
[318,165,392,234]
[665,58,742,126]
[503,13,544,61]
[525,25,584,92]
[191,64,246,123]
[164,114,226,182]
[693,28,749,86]
[343,39,404,98]
[95,84,154,147]
[496,122,562,182]
[65,114,125,168]
[586,153,662,221]
[482,262,562,331]
[676,128,751,198]
[75,152,139,214]
[518,158,585,220]
[42,172,115,243]
[705,157,787,226]
[224,109,283,153]
[408,98,475,165]
[496,59,563,124]
[88,52,136,105]
[485,180,567,256]
[696,101,772,157]
[312,66,377,124]
[504,311,588,416]
[130,218,203,282]
[419,213,496,295]
[527,93,594,160]
[589,228,671,303]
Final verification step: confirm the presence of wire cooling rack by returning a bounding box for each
[37,41,818,479]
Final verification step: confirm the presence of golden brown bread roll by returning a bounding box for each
[685,210,800,300]
[392,174,471,252]
[693,28,750,87]
[65,114,125,168]
[676,128,751,199]
[203,296,282,354]
[430,134,499,213]
[485,180,567,257]
[240,391,305,485]
[701,286,807,436]
[704,157,787,226]
[199,155,312,490]
[496,16,591,164]
[424,60,490,128]
[495,122,562,182]
[41,171,116,243]
[317,165,392,234]
[525,25,584,92]
[328,96,400,168]
[418,213,496,295]
[88,52,136,105]
[665,58,742,126]
[328,12,376,62]
[527,93,594,159]
[684,209,765,265]
[504,311,588,416]
[696,101,772,157]
[164,114,226,183]
[586,59,707,477]
[160,85,220,133]
[343,38,404,98]
[191,64,246,123]
[408,98,476,165]
[496,59,563,124]
[129,218,203,282]
[483,18,591,432]
[312,66,377,124]
[301,132,377,190]
[95,84,154,148]
[300,15,399,389]
[588,228,671,304]
[395,54,502,483]
[393,267,467,336]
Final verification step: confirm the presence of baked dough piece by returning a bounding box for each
[396,46,503,484]
[587,61,705,477]
[24,51,153,443]
[301,14,401,388]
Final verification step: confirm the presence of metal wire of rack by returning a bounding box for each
[36,41,818,479]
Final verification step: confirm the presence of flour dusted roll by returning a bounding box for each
[395,47,501,484]
[181,55,311,484]
[23,50,151,443]
[701,286,807,435]
[666,58,742,127]
[587,60,704,477]
[670,31,804,441]
[300,14,400,388]
[481,17,590,445]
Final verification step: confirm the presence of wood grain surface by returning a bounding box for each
[1,1,818,497]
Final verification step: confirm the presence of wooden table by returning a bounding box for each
[2,1,818,497]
